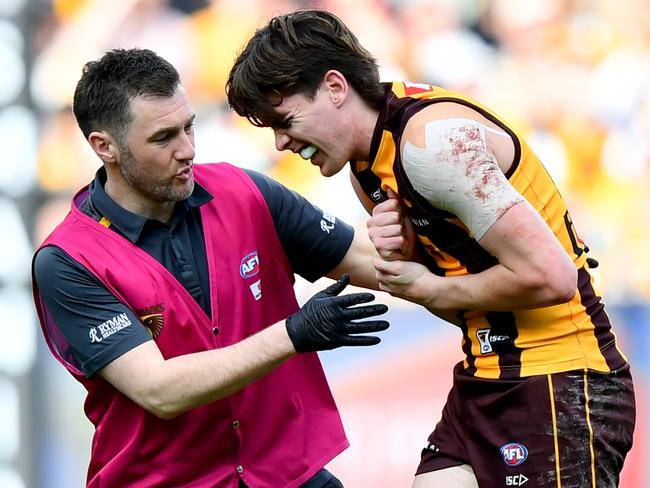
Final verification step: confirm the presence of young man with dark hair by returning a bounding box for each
[227,10,635,487]
[32,48,390,488]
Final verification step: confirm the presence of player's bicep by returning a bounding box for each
[401,118,524,240]
[478,199,572,278]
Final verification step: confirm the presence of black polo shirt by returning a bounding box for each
[33,167,354,377]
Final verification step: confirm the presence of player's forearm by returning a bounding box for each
[129,322,295,419]
[414,264,576,312]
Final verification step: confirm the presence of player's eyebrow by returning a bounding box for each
[275,115,292,129]
[263,110,292,130]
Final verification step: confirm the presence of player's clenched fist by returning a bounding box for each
[367,188,417,261]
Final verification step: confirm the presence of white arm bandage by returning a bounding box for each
[402,118,524,240]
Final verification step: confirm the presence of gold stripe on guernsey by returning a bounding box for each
[547,375,562,488]
[98,216,111,228]
[392,82,406,97]
[371,130,398,193]
[583,370,596,488]
[517,293,609,377]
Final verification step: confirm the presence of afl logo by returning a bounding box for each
[500,442,528,467]
[239,251,260,279]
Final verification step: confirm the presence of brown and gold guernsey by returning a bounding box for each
[352,81,627,379]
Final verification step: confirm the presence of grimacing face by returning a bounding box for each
[270,86,352,177]
[118,87,196,203]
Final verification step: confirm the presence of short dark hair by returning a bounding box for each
[72,48,180,141]
[226,9,385,127]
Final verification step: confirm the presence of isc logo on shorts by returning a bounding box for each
[506,474,529,486]
[499,442,528,466]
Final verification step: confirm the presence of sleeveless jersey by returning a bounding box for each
[352,82,627,379]
[32,163,348,487]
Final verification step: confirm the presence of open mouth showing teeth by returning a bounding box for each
[299,144,318,160]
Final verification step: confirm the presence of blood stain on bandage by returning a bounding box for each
[475,187,488,201]
[451,138,466,156]
[442,124,507,204]
[450,125,481,157]
[462,125,481,139]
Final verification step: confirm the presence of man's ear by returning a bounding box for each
[323,70,348,107]
[88,131,119,164]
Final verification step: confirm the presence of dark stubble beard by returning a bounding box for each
[118,143,194,203]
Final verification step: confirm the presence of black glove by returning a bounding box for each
[286,274,390,353]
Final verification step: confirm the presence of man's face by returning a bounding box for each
[118,87,196,203]
[270,85,352,177]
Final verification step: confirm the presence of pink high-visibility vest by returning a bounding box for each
[33,163,348,488]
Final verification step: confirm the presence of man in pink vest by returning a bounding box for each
[31,48,389,488]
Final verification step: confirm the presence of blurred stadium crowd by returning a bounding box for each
[0,0,648,487]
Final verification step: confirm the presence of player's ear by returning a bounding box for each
[88,131,119,164]
[323,70,348,106]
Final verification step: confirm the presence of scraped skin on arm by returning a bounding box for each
[401,118,524,240]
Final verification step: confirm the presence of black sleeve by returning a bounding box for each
[33,246,152,378]
[244,169,354,282]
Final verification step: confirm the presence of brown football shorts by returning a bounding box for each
[416,362,635,487]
